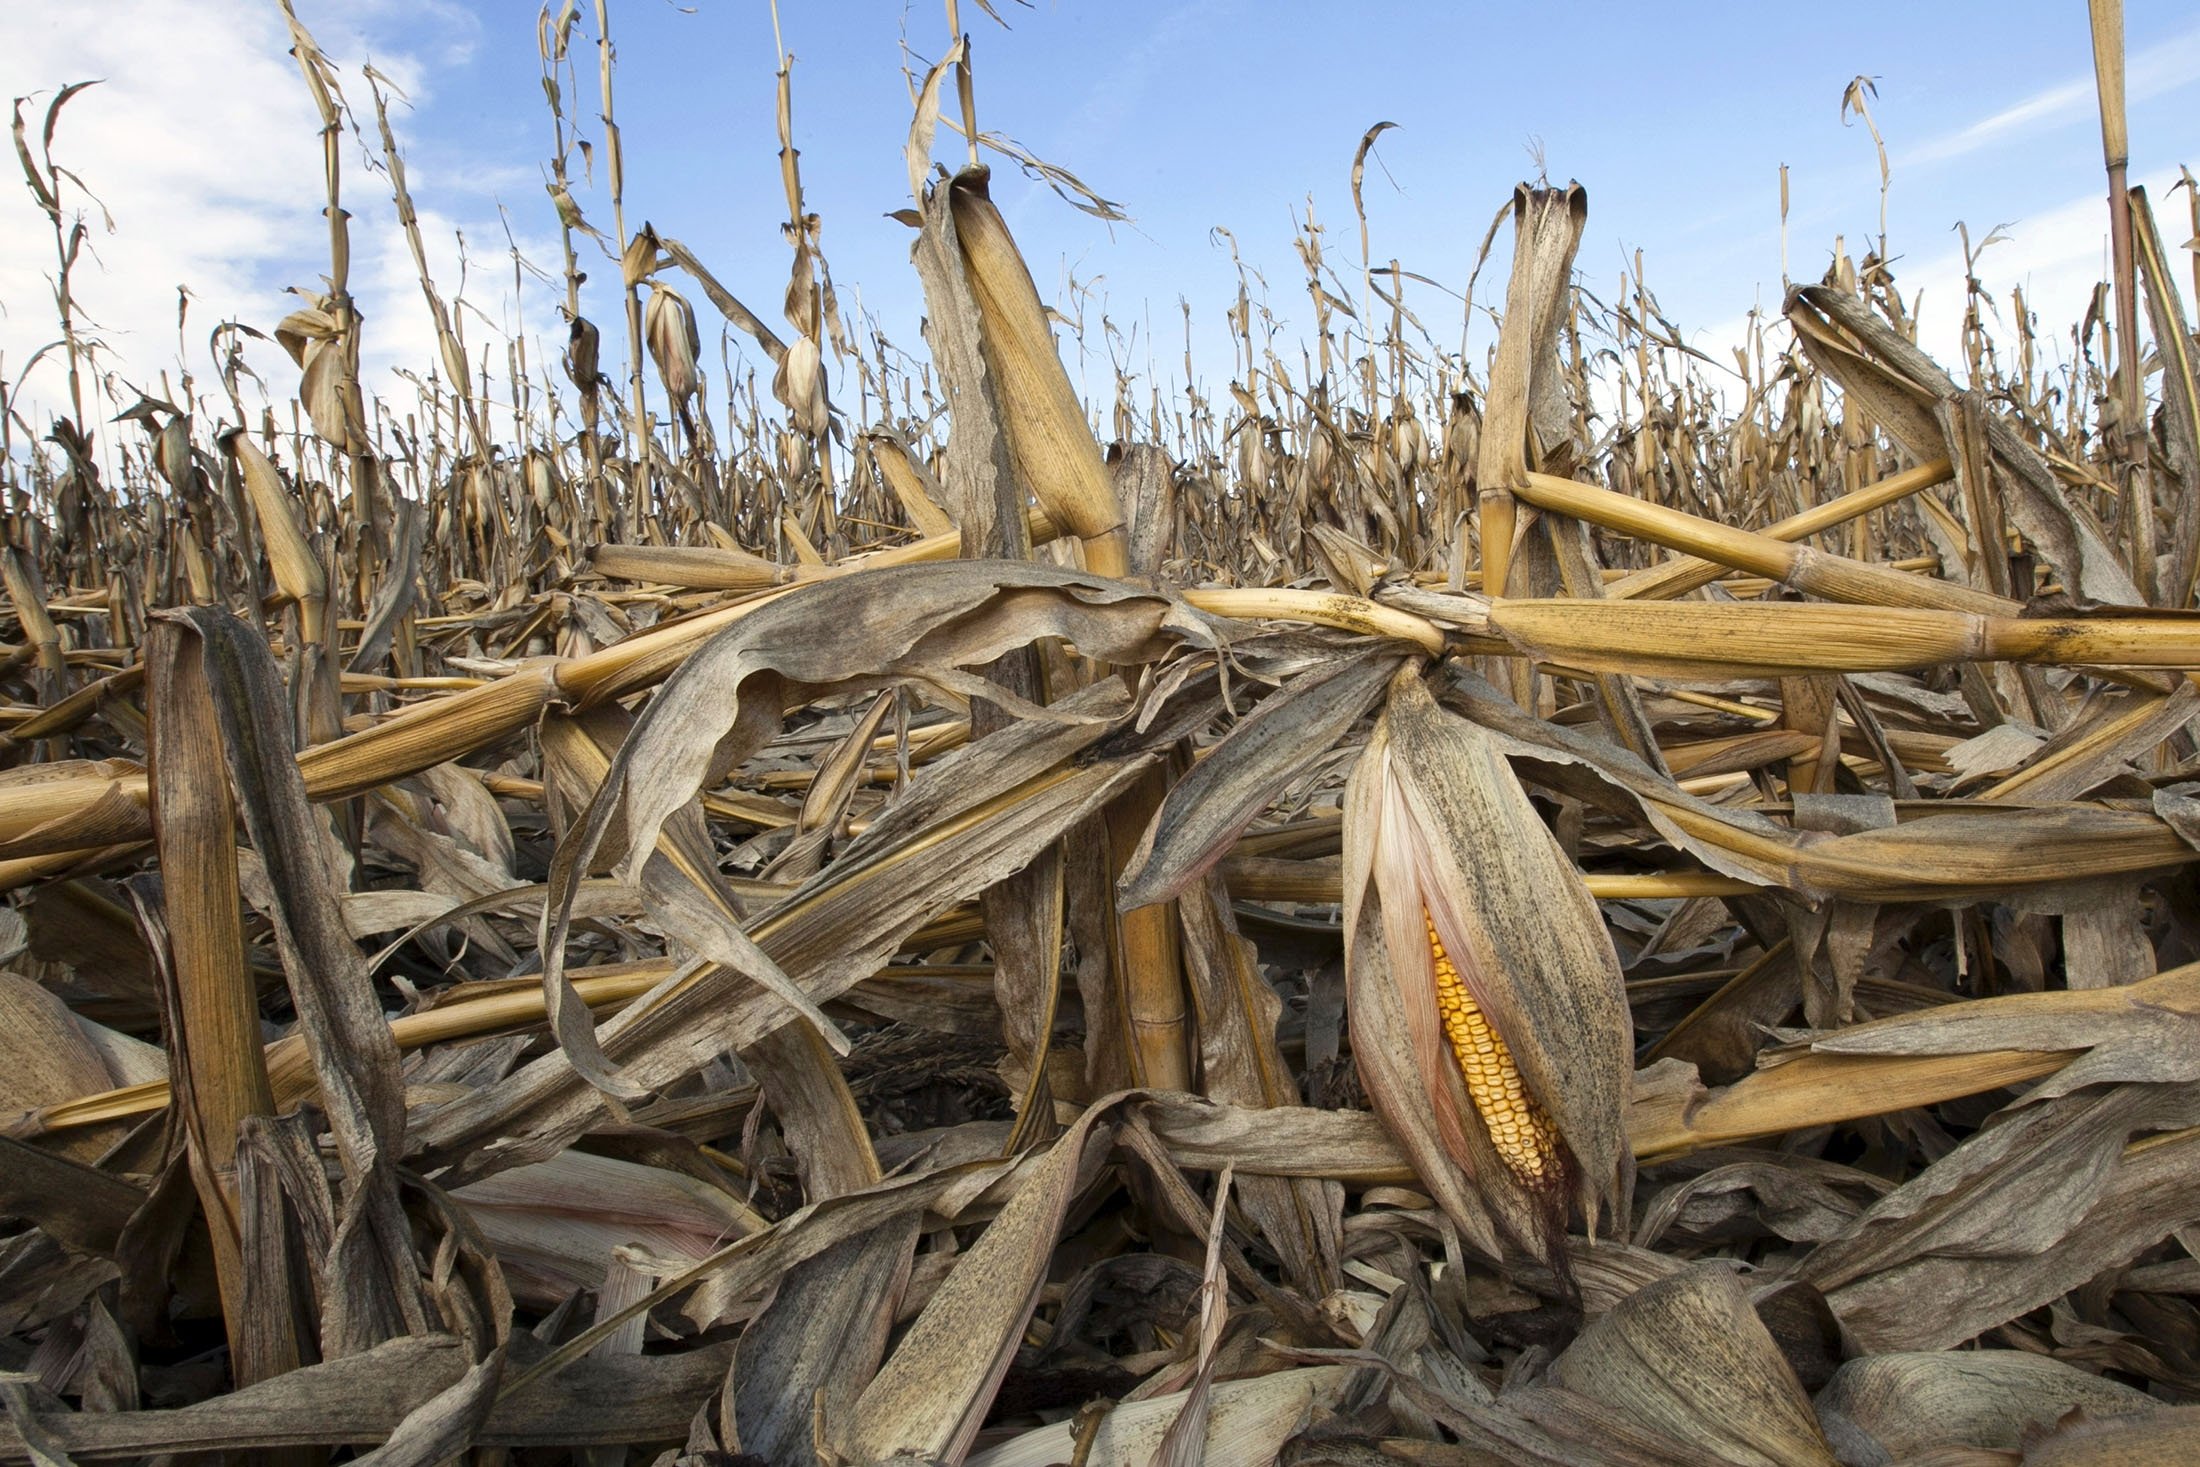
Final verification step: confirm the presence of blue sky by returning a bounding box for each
[4,0,2197,455]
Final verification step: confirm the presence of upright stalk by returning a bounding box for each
[11,87,98,443]
[539,4,609,539]
[276,2,380,609]
[596,0,650,539]
[2089,0,2152,601]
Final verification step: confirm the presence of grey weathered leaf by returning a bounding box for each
[1120,648,1402,909]
[1814,1350,2156,1463]
[1548,1263,1838,1467]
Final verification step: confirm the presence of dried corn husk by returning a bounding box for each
[1344,665,1631,1272]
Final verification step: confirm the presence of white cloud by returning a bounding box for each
[2,2,324,440]
[1,0,554,475]
[1903,22,2200,167]
[1902,164,2186,376]
[1902,77,2096,169]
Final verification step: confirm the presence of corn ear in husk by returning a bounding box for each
[643,282,703,408]
[1344,665,1631,1275]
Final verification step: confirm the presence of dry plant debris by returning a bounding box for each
[4,3,2200,1464]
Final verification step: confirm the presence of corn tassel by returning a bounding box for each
[1426,908,1564,1189]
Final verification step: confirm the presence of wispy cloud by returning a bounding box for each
[1002,0,1236,236]
[1903,22,2200,167]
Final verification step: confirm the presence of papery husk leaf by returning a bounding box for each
[0,1335,729,1460]
[946,168,1129,575]
[1472,183,1587,595]
[414,714,1157,1182]
[145,616,287,1381]
[531,561,1209,1105]
[159,608,431,1356]
[2022,1407,2200,1466]
[1547,1262,1838,1467]
[642,283,702,406]
[835,1097,1122,1464]
[726,1222,916,1465]
[448,1148,762,1308]
[1814,1351,2156,1462]
[1437,664,2198,903]
[0,972,139,1164]
[1799,1085,2200,1352]
[1177,875,1342,1296]
[963,1368,1356,1467]
[771,331,829,436]
[907,169,1025,557]
[0,1134,143,1255]
[223,429,327,637]
[1787,283,2142,607]
[1342,716,1513,1261]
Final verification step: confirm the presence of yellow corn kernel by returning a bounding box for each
[1426,908,1563,1187]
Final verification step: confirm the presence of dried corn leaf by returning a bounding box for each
[1814,1350,2157,1461]
[1546,1263,1837,1467]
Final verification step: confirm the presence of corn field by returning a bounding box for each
[4,1,2200,1463]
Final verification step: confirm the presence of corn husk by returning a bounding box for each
[1344,665,1632,1272]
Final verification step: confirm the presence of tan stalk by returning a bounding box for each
[275,0,381,599]
[2129,185,2200,607]
[1180,588,1445,655]
[1486,597,2200,679]
[1469,185,1587,598]
[595,0,650,535]
[14,579,2200,872]
[364,67,486,466]
[145,620,291,1384]
[1516,471,2016,615]
[2088,0,2153,602]
[940,167,1192,1089]
[20,901,1009,1139]
[1607,458,1953,602]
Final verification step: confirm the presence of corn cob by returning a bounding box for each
[1426,907,1564,1188]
